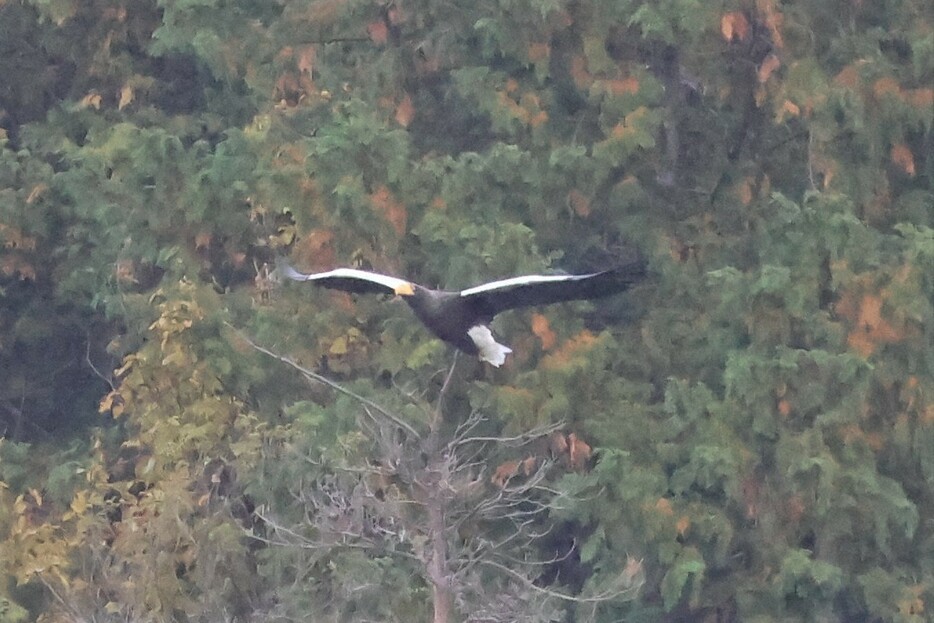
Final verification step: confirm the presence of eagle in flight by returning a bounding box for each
[277,258,646,366]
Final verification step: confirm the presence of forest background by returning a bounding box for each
[0,0,931,621]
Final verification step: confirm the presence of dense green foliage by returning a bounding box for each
[0,0,931,621]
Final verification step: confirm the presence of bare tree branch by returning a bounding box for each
[225,323,421,439]
[85,331,115,391]
[232,333,638,620]
[477,558,641,604]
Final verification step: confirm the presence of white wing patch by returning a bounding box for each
[320,268,412,290]
[459,273,596,297]
[467,325,512,367]
[280,265,411,291]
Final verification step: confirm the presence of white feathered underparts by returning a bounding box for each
[467,325,512,367]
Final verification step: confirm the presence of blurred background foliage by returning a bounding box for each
[0,0,931,621]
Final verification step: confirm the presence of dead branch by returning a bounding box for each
[226,324,422,439]
[230,332,635,620]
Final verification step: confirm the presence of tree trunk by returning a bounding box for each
[427,460,453,623]
[427,357,458,623]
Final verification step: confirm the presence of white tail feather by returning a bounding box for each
[467,326,512,367]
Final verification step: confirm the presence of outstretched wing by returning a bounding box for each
[277,260,414,295]
[460,260,646,316]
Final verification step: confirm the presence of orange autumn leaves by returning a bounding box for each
[834,66,934,126]
[491,430,593,487]
[369,185,407,236]
[830,67,928,177]
[532,316,604,362]
[721,0,783,48]
[721,2,786,104]
[531,313,557,350]
[292,186,407,266]
[497,79,548,128]
[839,292,902,357]
[394,93,415,127]
[0,222,37,280]
[527,312,605,368]
[890,144,916,177]
[720,12,750,43]
[273,45,320,107]
[757,54,781,84]
[836,268,918,358]
[291,228,337,270]
[365,4,403,45]
[653,497,692,538]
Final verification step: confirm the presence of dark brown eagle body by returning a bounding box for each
[405,286,493,356]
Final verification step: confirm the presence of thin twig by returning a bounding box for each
[435,350,459,423]
[452,423,564,448]
[225,324,421,439]
[295,36,372,45]
[85,332,115,391]
[478,558,640,604]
